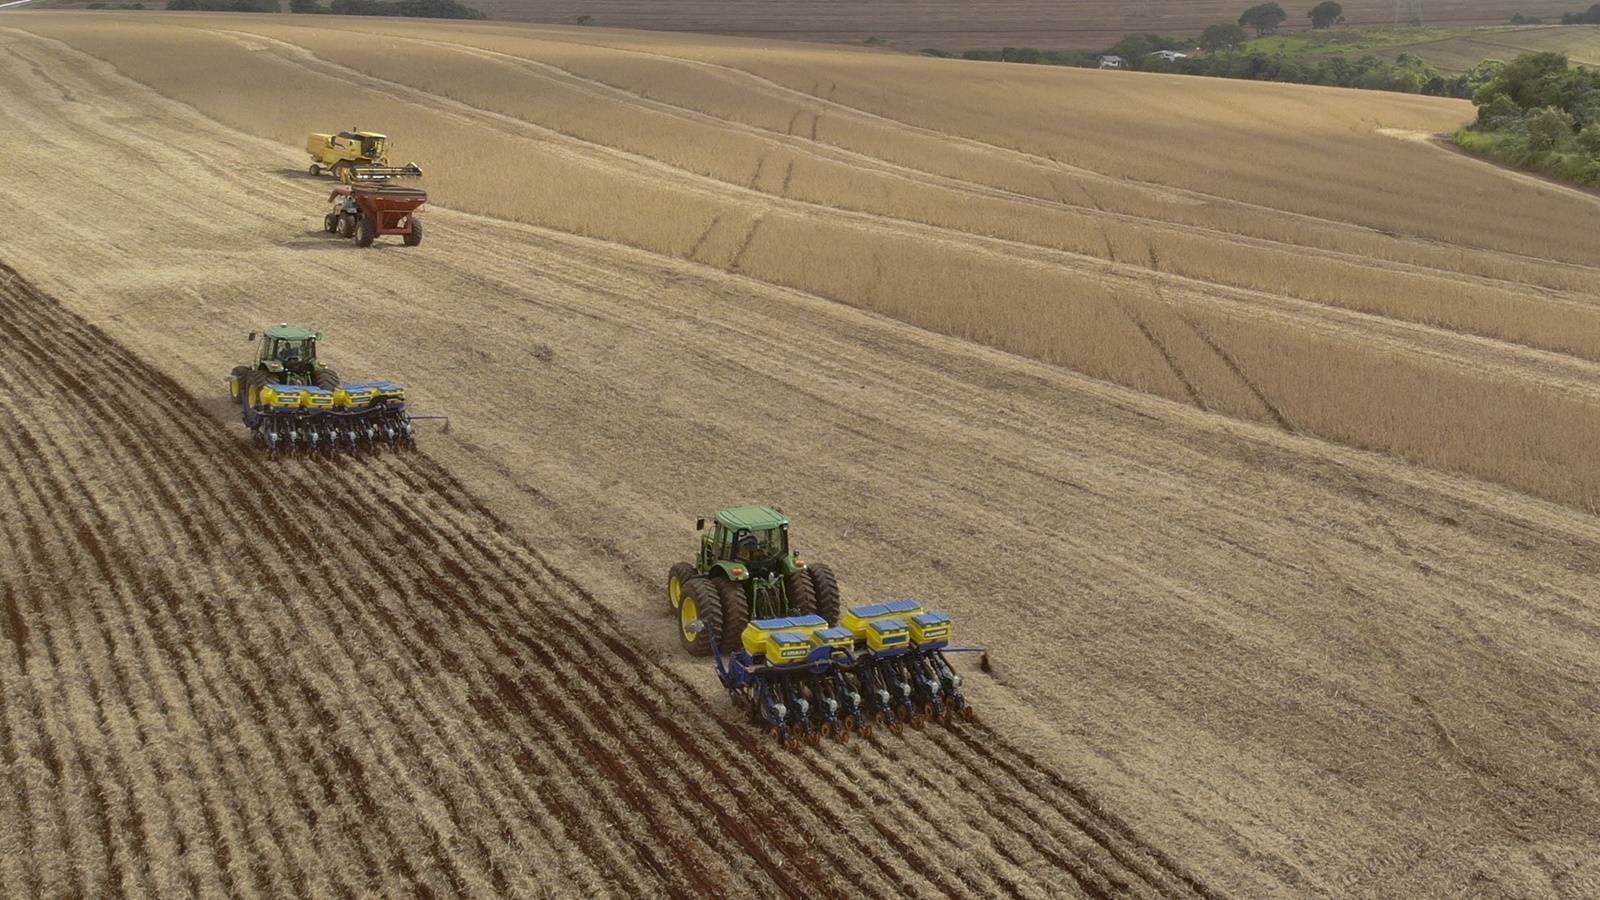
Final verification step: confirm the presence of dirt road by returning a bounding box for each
[1,20,1597,899]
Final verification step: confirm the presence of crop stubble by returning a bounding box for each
[1,15,1599,899]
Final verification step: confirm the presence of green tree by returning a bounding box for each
[1308,1,1343,28]
[1200,23,1249,51]
[1579,122,1600,152]
[1525,106,1576,152]
[1238,2,1288,36]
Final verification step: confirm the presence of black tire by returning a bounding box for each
[809,564,842,626]
[680,577,721,657]
[356,215,376,247]
[403,217,423,247]
[336,214,353,238]
[314,368,340,391]
[309,163,322,177]
[243,369,276,427]
[716,577,750,650]
[229,365,252,402]
[667,562,698,614]
[323,213,337,233]
[332,161,352,183]
[786,570,817,617]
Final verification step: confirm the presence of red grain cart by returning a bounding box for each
[324,182,426,248]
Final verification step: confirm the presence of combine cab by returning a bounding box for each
[665,506,980,744]
[226,325,420,457]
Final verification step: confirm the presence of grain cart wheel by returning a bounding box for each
[667,562,698,614]
[786,569,817,617]
[403,217,424,247]
[808,564,842,626]
[356,215,376,247]
[716,577,750,649]
[314,368,340,391]
[679,577,721,657]
[309,163,322,177]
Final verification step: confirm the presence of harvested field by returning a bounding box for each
[1,12,1599,899]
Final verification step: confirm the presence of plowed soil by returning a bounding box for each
[1,14,1599,900]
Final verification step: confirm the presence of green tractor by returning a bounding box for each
[666,505,841,657]
[225,324,417,456]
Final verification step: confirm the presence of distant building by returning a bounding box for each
[1098,55,1125,69]
[1148,50,1189,62]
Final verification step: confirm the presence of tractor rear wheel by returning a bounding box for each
[403,217,424,247]
[667,562,698,614]
[315,368,340,391]
[786,570,817,617]
[679,577,721,657]
[356,215,376,247]
[229,365,251,401]
[716,577,750,650]
[809,564,842,625]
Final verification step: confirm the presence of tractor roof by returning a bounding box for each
[339,130,387,139]
[264,325,320,341]
[715,505,789,532]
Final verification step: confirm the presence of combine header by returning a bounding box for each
[226,325,437,456]
[665,506,980,745]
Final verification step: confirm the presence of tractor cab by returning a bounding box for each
[251,324,322,382]
[701,505,791,576]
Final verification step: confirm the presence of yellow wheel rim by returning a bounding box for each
[680,596,699,642]
[668,576,683,611]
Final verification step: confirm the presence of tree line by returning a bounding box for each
[1461,52,1600,186]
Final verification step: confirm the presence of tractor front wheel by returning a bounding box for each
[323,213,337,233]
[242,370,275,428]
[403,217,423,247]
[679,577,721,657]
[716,577,750,649]
[667,562,698,614]
[336,214,353,238]
[356,215,376,247]
[809,564,842,626]
[309,163,322,177]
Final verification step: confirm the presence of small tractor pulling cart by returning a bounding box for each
[666,505,981,745]
[325,176,426,248]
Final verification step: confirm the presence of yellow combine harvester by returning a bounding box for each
[306,129,420,182]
